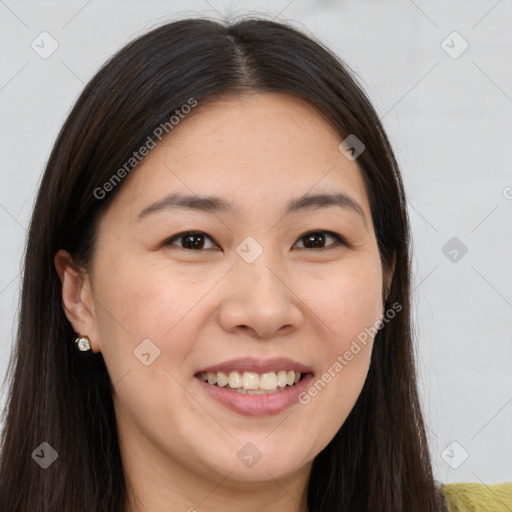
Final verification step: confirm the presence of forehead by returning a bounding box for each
[100,92,372,226]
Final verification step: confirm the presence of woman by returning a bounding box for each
[0,15,508,512]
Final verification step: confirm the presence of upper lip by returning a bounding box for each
[195,357,313,375]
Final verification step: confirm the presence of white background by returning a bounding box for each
[0,0,511,485]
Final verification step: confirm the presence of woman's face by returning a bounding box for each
[59,93,391,491]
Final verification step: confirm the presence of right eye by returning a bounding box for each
[162,231,220,251]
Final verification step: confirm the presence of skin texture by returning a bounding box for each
[55,92,394,512]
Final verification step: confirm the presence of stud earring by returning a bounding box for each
[74,335,91,352]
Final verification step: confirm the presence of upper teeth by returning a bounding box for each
[197,370,301,390]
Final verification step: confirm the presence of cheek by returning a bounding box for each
[298,257,384,347]
[91,254,226,390]
[93,255,206,341]
[91,258,204,430]
[295,257,383,439]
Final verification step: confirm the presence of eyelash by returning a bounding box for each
[162,230,348,251]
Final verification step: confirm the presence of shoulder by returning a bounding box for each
[441,482,512,511]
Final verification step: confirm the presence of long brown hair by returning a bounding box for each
[0,16,447,511]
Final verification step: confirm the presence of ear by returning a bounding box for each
[383,251,396,303]
[54,249,101,353]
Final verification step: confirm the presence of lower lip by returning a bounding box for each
[195,373,314,417]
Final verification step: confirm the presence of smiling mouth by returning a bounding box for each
[196,370,308,395]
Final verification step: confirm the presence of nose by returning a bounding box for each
[217,253,304,339]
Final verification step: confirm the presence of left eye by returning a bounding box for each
[293,231,344,250]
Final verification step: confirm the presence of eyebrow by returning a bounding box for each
[136,191,367,227]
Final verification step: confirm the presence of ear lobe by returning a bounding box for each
[54,249,100,352]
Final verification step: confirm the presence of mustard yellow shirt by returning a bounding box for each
[441,482,512,512]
